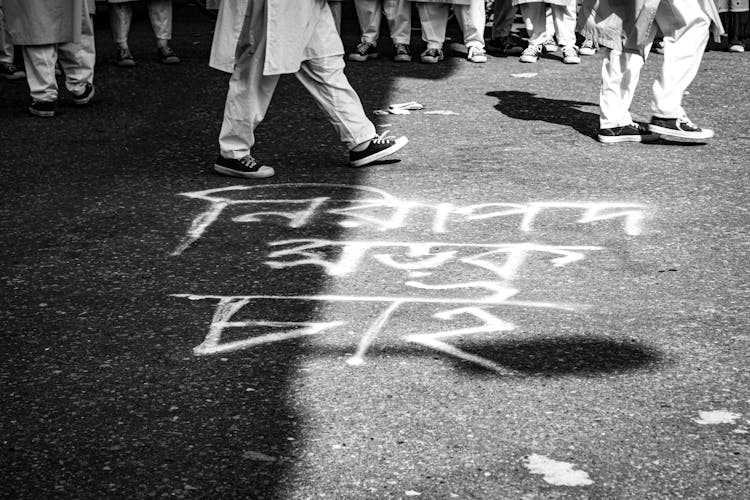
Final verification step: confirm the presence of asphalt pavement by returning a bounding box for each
[1,5,749,499]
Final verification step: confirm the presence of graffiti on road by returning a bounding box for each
[170,184,645,371]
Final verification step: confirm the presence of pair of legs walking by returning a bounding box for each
[598,0,714,142]
[216,29,407,178]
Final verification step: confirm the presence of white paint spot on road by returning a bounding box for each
[522,454,593,486]
[405,491,421,496]
[693,410,742,425]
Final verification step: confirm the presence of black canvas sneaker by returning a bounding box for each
[214,154,275,178]
[597,123,659,144]
[648,116,714,140]
[349,134,408,167]
[28,100,56,117]
[348,42,378,62]
[0,61,25,80]
[72,83,95,105]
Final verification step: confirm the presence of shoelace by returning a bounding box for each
[678,116,697,128]
[356,42,371,54]
[371,130,393,145]
[239,155,259,168]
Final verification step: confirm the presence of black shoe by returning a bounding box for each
[0,61,25,80]
[597,123,659,144]
[115,47,136,67]
[648,116,714,140]
[486,37,523,56]
[72,83,95,105]
[28,100,56,117]
[214,154,275,178]
[157,46,180,64]
[348,41,378,62]
[393,43,411,62]
[349,135,408,167]
[420,48,444,64]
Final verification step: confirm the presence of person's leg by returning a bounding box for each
[296,55,377,151]
[519,2,545,61]
[0,5,13,63]
[491,0,515,39]
[58,0,96,100]
[147,0,180,63]
[109,1,132,49]
[218,47,280,161]
[384,0,412,45]
[453,0,487,62]
[417,2,449,62]
[22,44,59,116]
[596,47,657,143]
[651,0,710,119]
[353,0,382,45]
[552,1,579,63]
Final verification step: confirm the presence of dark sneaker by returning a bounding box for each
[579,38,597,56]
[486,37,523,56]
[116,47,136,67]
[28,100,56,118]
[393,43,411,62]
[420,48,444,64]
[597,123,659,144]
[157,46,180,64]
[72,83,95,105]
[0,61,25,80]
[348,42,378,62]
[214,154,275,178]
[349,135,408,167]
[562,45,580,64]
[648,116,714,140]
[542,37,559,53]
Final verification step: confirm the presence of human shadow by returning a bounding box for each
[487,90,601,139]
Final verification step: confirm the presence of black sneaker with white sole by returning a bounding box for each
[72,83,95,105]
[28,100,56,117]
[597,123,659,144]
[349,135,408,167]
[648,116,714,140]
[214,154,275,178]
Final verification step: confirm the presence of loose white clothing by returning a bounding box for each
[354,0,412,46]
[108,0,172,43]
[417,0,486,49]
[0,1,14,64]
[518,0,576,47]
[600,0,712,127]
[215,0,375,158]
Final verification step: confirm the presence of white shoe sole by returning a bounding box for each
[648,124,714,140]
[598,134,659,144]
[350,136,408,167]
[214,164,275,178]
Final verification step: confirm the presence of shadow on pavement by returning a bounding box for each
[487,89,600,139]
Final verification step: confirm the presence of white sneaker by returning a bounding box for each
[467,46,487,63]
[729,44,745,53]
[562,45,580,64]
[519,44,541,63]
[579,38,597,56]
[542,38,559,53]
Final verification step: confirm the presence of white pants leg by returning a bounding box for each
[295,56,377,150]
[417,3,449,49]
[109,2,132,45]
[58,6,96,95]
[219,35,376,157]
[354,0,384,45]
[599,47,648,128]
[383,0,412,45]
[550,1,577,47]
[22,1,94,101]
[0,5,15,64]
[520,2,547,46]
[328,1,343,35]
[21,45,58,102]
[454,0,486,49]
[651,0,710,118]
[147,0,172,41]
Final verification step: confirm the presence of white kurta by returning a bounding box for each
[210,0,343,75]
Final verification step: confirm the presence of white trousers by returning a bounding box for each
[520,1,576,47]
[21,3,95,102]
[354,0,412,45]
[417,0,486,49]
[219,39,376,158]
[0,4,14,63]
[599,0,711,128]
[109,0,172,44]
